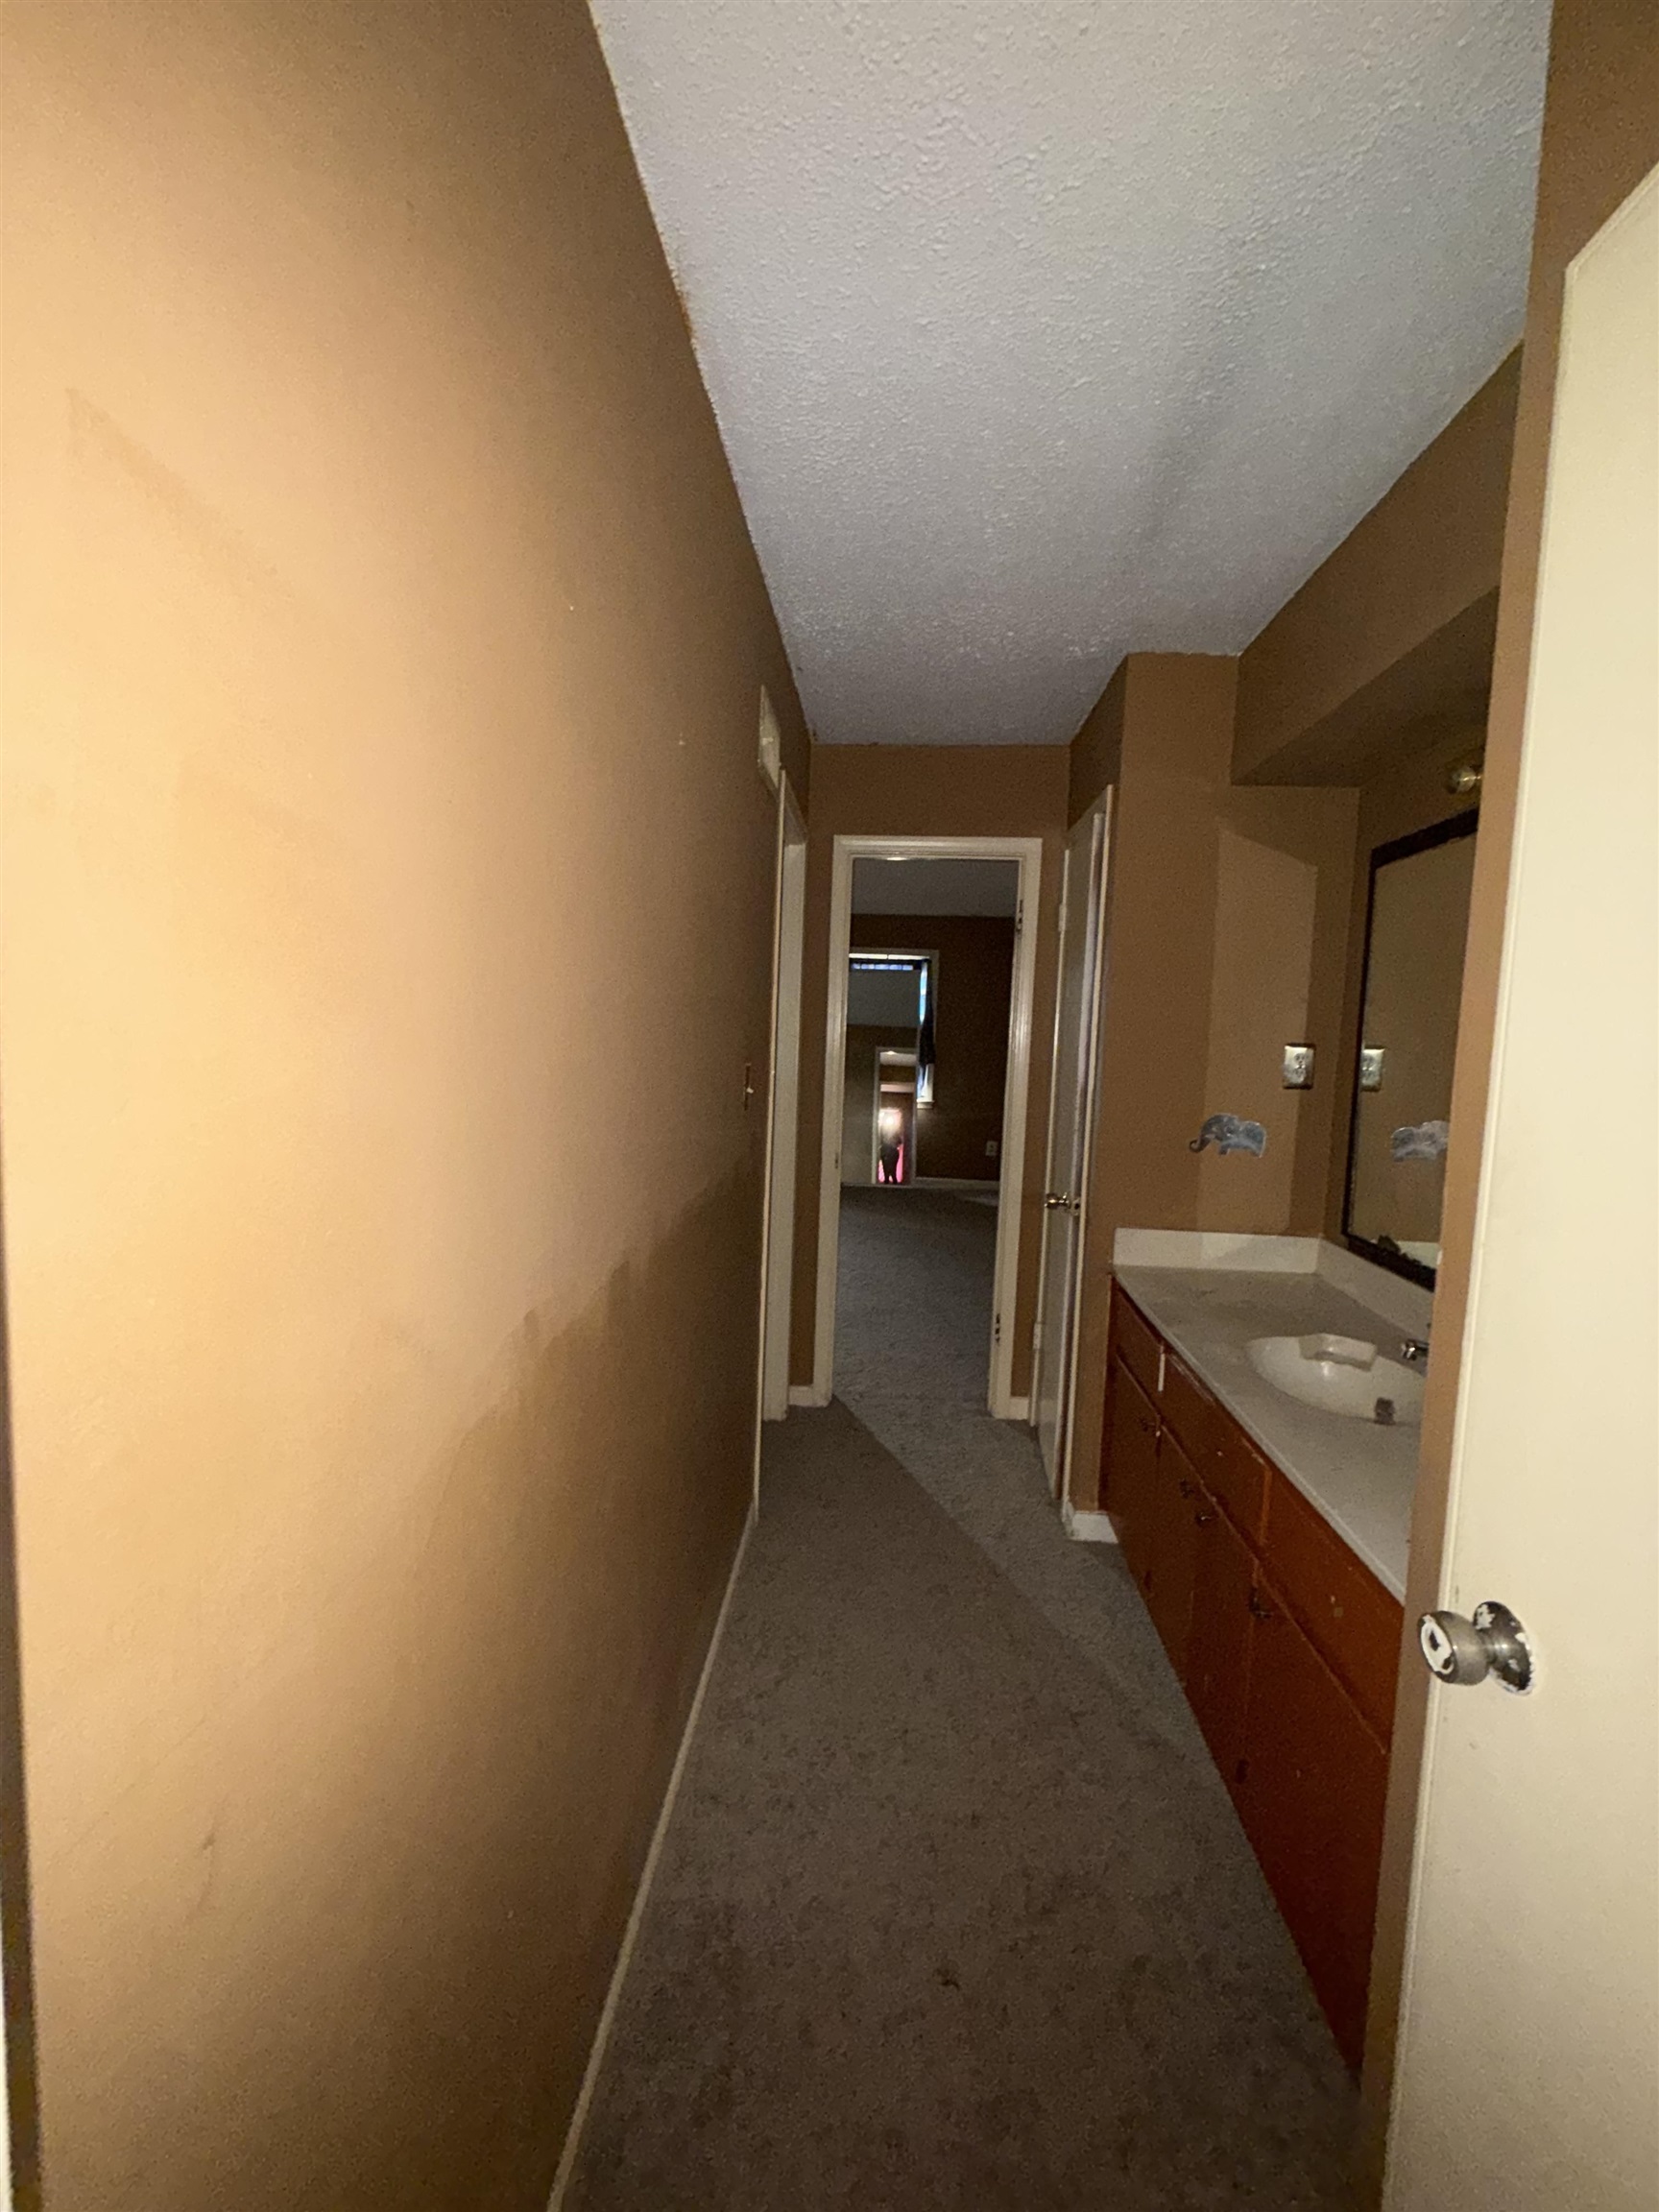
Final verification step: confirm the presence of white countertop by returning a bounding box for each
[1114,1263,1421,1599]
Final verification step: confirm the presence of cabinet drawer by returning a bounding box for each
[1208,1412,1271,1542]
[1160,1347,1222,1472]
[1263,1469,1404,1743]
[1110,1283,1164,1404]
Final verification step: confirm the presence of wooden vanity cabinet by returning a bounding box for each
[1104,1358,1161,1598]
[1100,1279,1403,2070]
[1184,1503,1255,1787]
[1142,1426,1202,1673]
[1236,1587,1391,2068]
[1107,1360,1201,1672]
[1262,1468,1402,1744]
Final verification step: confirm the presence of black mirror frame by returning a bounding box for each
[1342,806,1480,1292]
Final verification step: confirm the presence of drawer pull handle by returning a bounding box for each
[1177,1479,1199,1499]
[1247,1593,1276,1622]
[1193,1509,1216,1527]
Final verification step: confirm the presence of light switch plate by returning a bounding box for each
[1282,1043,1315,1091]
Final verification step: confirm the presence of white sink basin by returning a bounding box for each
[1246,1333,1425,1425]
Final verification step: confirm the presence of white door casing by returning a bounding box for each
[1383,168,1658,2210]
[811,835,1043,1419]
[1032,797,1113,1494]
[758,776,806,1431]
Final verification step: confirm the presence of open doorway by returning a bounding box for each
[841,952,932,1187]
[814,838,1042,1418]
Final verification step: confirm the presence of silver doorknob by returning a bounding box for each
[1044,1191,1074,1211]
[1418,1601,1533,1695]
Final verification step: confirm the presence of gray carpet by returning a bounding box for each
[566,1189,1357,2209]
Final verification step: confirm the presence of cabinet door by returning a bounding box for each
[1143,1426,1201,1675]
[1102,1356,1160,1589]
[1237,1586,1389,2070]
[1185,1501,1255,1788]
[1161,1346,1222,1476]
[1262,1468,1403,1743]
[1208,1410,1271,1543]
[1109,1282,1164,1403]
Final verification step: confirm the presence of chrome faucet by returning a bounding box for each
[1400,1336,1431,1367]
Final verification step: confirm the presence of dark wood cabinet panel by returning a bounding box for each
[1208,1416,1271,1543]
[1161,1348,1223,1480]
[1144,1427,1202,1676]
[1185,1504,1255,1789]
[1103,1356,1161,1593]
[1236,1588,1390,2071]
[1264,1468,1404,1744]
[1110,1284,1164,1403]
[1103,1280,1403,2073]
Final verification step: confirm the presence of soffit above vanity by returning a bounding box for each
[1234,351,1521,785]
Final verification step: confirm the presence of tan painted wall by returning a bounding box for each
[1200,788,1358,1237]
[1086,658,1239,1238]
[790,747,1069,1398]
[0,5,808,2205]
[1067,661,1126,829]
[1234,353,1520,785]
[1361,0,1659,2176]
[1066,655,1357,1505]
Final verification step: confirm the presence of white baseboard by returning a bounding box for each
[787,1382,828,1408]
[1003,1395,1031,1422]
[1062,1502,1118,1544]
[546,1501,756,2209]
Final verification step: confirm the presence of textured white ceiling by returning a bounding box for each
[592,2,1549,746]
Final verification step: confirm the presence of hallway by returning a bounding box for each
[568,1190,1357,2209]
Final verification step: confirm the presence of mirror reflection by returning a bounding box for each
[1344,814,1479,1286]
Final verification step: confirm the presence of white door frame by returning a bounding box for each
[1032,792,1114,1499]
[757,774,807,1437]
[811,833,1043,1419]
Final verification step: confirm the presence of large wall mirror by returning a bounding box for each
[1343,811,1479,1288]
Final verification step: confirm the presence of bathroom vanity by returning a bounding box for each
[1098,1242,1424,2068]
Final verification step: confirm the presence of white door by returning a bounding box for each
[759,782,806,1424]
[1383,171,1658,2209]
[1031,799,1112,1491]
